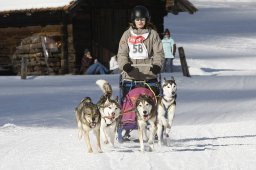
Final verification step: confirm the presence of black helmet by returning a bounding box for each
[131,5,150,22]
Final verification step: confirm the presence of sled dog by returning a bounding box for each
[157,77,177,146]
[75,97,102,153]
[135,94,157,152]
[96,80,121,147]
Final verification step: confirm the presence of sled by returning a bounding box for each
[117,64,161,143]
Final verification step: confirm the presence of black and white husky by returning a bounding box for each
[135,94,157,152]
[96,80,121,147]
[157,77,177,146]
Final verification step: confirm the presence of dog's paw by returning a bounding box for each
[109,142,115,147]
[166,128,171,134]
[98,149,103,153]
[144,137,149,142]
[88,148,93,153]
[158,141,163,147]
[148,139,153,145]
[104,140,109,144]
[148,144,154,152]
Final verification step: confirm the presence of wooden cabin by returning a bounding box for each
[0,0,197,75]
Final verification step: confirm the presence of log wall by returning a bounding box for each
[0,24,75,75]
[0,0,169,75]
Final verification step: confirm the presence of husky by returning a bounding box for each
[157,77,177,146]
[96,80,121,147]
[75,97,102,153]
[135,94,157,152]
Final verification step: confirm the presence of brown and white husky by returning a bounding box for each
[75,97,102,153]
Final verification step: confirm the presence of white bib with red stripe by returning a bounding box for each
[128,31,149,59]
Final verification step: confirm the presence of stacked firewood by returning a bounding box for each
[12,35,61,75]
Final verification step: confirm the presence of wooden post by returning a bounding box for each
[178,47,191,77]
[60,12,69,74]
[21,57,27,79]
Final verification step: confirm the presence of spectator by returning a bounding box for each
[80,49,109,75]
[162,29,176,72]
[109,55,121,74]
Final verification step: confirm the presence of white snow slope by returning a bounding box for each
[1,1,256,170]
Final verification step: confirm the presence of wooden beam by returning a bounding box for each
[60,11,69,74]
[178,47,190,77]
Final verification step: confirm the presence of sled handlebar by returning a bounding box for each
[131,64,152,68]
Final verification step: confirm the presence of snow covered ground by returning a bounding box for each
[1,1,256,169]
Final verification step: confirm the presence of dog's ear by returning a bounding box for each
[82,97,92,103]
[107,97,111,102]
[82,98,95,109]
[147,95,155,106]
[135,94,143,106]
[97,95,108,105]
[161,77,166,86]
[104,97,112,105]
[115,96,119,103]
[162,78,166,86]
[171,76,175,81]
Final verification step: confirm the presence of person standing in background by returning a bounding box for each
[162,29,176,73]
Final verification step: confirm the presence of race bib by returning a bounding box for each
[128,31,149,59]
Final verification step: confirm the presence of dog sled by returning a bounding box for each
[117,64,162,143]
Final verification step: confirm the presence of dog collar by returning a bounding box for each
[163,96,175,102]
[103,115,119,126]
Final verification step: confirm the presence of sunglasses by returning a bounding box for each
[135,18,146,22]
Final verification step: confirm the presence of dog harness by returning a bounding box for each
[160,97,175,119]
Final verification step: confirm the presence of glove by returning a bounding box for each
[123,63,134,73]
[150,65,161,74]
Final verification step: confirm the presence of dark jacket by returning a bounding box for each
[80,56,93,74]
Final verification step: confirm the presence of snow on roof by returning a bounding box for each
[0,0,76,13]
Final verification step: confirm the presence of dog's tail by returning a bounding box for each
[96,79,112,97]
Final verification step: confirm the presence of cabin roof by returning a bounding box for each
[0,0,198,16]
[0,0,77,14]
[166,0,198,14]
